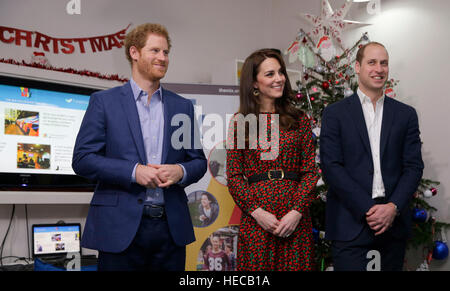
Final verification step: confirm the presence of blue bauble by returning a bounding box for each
[412,207,427,222]
[432,241,449,260]
[312,228,319,242]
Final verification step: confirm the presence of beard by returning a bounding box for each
[137,60,167,82]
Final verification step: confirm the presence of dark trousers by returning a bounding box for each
[97,215,186,271]
[331,224,407,271]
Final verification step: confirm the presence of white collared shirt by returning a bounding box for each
[357,88,386,199]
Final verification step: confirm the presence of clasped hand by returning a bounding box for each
[366,203,397,236]
[135,163,183,188]
[251,208,302,238]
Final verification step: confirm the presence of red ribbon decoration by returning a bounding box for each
[0,57,129,83]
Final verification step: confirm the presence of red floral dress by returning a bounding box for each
[226,113,319,271]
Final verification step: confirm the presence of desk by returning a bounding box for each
[0,264,34,271]
[0,255,97,271]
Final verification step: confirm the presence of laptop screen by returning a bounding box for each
[32,223,81,257]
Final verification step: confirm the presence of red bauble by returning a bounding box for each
[322,81,330,90]
[431,187,438,196]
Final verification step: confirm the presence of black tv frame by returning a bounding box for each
[0,75,98,191]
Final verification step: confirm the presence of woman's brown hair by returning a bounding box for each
[238,48,303,130]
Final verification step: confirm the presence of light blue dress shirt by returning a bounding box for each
[129,79,186,206]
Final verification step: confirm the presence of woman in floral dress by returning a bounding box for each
[226,48,319,271]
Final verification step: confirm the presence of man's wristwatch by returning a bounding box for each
[391,202,400,216]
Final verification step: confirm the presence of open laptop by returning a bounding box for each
[32,223,96,270]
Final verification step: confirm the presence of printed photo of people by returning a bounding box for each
[55,243,65,251]
[187,190,219,228]
[17,143,51,169]
[197,226,239,271]
[4,109,39,136]
[51,234,61,242]
[208,140,227,186]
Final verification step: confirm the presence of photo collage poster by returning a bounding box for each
[165,83,240,271]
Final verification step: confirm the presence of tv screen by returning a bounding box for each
[0,75,99,190]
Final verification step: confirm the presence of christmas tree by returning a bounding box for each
[285,28,450,271]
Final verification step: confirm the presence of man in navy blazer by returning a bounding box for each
[320,42,423,271]
[72,23,206,271]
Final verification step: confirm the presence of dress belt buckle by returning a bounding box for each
[268,169,284,181]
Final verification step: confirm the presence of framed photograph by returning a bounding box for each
[235,59,244,86]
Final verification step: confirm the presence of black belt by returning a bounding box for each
[247,169,300,184]
[143,204,166,219]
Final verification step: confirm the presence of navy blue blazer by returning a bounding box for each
[72,82,207,253]
[320,93,423,241]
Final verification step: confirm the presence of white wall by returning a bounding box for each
[1,0,449,270]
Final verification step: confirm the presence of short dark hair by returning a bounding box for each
[356,42,387,64]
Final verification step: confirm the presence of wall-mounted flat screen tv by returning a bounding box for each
[0,75,99,190]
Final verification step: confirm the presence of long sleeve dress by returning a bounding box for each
[226,113,319,271]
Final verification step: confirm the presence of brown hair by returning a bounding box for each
[124,23,171,66]
[356,42,387,64]
[238,48,303,130]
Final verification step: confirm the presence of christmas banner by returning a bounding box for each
[0,25,129,54]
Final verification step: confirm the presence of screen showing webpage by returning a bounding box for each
[0,84,90,175]
[33,225,81,255]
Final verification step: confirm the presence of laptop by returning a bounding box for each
[32,223,96,270]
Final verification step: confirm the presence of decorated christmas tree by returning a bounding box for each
[284,6,450,270]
